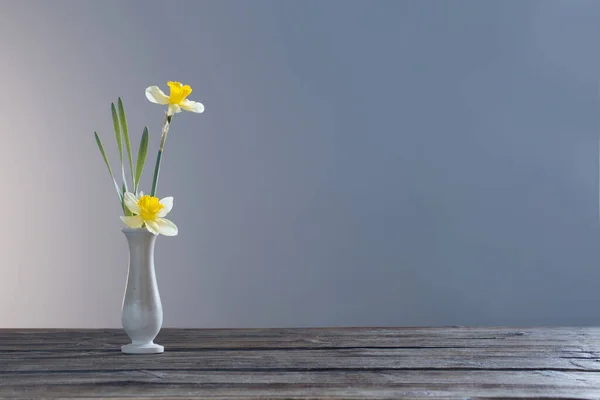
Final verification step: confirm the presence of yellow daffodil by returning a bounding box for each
[120,192,178,236]
[145,81,205,116]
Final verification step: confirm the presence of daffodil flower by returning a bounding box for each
[120,192,178,236]
[145,81,205,116]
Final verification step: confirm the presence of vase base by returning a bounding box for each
[121,343,164,354]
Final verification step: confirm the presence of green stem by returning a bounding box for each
[150,113,172,197]
[150,150,162,197]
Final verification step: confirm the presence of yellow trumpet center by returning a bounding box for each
[137,195,164,221]
[167,81,192,105]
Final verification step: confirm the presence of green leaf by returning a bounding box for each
[134,126,149,194]
[150,114,172,197]
[150,149,162,197]
[111,103,123,163]
[118,97,134,184]
[111,102,128,194]
[122,182,132,216]
[94,131,123,205]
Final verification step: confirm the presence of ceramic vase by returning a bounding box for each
[121,227,164,354]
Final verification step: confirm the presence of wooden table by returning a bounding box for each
[1,327,600,399]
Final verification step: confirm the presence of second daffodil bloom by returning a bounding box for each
[120,192,178,236]
[145,81,205,116]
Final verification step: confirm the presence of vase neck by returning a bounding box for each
[123,228,157,253]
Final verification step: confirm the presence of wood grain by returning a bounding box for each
[1,327,600,399]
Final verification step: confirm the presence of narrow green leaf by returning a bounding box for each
[94,131,123,204]
[111,102,128,194]
[118,97,134,184]
[150,114,172,197]
[150,150,162,197]
[134,126,149,194]
[111,103,123,163]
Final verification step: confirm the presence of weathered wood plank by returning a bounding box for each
[1,327,598,351]
[2,327,600,399]
[1,370,598,387]
[1,350,599,372]
[2,384,600,399]
[2,348,596,361]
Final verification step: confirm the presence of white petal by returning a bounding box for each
[120,215,143,229]
[156,197,173,217]
[145,220,159,235]
[167,104,181,116]
[180,99,205,113]
[123,192,140,214]
[156,218,178,236]
[145,86,170,105]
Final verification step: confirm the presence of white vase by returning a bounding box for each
[121,227,164,354]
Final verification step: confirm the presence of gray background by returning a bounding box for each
[0,0,598,328]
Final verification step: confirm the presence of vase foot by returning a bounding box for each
[121,342,164,354]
